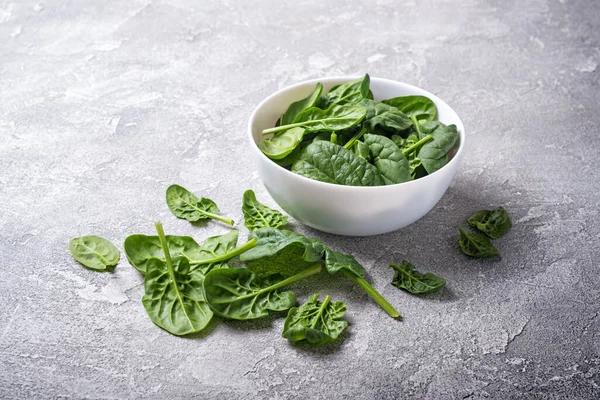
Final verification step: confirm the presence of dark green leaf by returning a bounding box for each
[292,141,384,186]
[390,261,446,294]
[240,228,325,277]
[352,140,371,162]
[418,122,459,175]
[324,249,366,277]
[70,236,120,271]
[242,190,288,231]
[458,228,500,258]
[383,95,437,121]
[282,294,347,345]
[166,184,234,226]
[363,134,411,184]
[467,207,512,239]
[263,105,366,136]
[280,82,323,126]
[360,99,412,135]
[203,265,322,320]
[324,74,370,107]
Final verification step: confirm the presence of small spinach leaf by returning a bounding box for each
[363,133,411,184]
[242,190,288,231]
[279,82,323,126]
[259,127,305,160]
[203,264,322,320]
[141,222,213,336]
[382,95,437,121]
[352,140,371,162]
[324,74,370,107]
[458,228,500,258]
[291,141,384,186]
[282,294,347,345]
[70,236,120,271]
[324,249,366,277]
[166,185,234,226]
[360,99,412,135]
[263,105,366,135]
[467,207,512,239]
[417,122,459,175]
[390,261,446,294]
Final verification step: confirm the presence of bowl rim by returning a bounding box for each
[247,75,465,191]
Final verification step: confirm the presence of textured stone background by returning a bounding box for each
[1,0,599,399]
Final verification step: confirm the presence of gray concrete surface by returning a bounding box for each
[1,0,599,398]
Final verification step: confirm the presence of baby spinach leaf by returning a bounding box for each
[70,236,120,271]
[272,143,306,167]
[360,99,412,135]
[291,141,384,186]
[467,207,512,239]
[282,294,347,345]
[259,127,305,160]
[390,261,446,294]
[324,74,370,107]
[203,264,322,320]
[240,228,325,277]
[458,228,500,258]
[324,249,366,277]
[141,222,213,336]
[166,185,234,226]
[279,82,323,126]
[417,121,459,175]
[383,95,437,121]
[263,105,366,135]
[363,134,411,184]
[124,230,255,275]
[242,190,288,231]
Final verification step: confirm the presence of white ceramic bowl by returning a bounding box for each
[248,76,465,236]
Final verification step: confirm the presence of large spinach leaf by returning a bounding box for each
[390,261,446,294]
[203,265,322,320]
[291,141,384,186]
[282,294,347,345]
[417,122,459,175]
[458,228,499,258]
[141,223,213,335]
[467,207,512,239]
[166,184,234,226]
[278,83,323,126]
[70,236,120,271]
[259,127,305,160]
[323,74,370,107]
[383,95,437,121]
[242,190,288,231]
[263,105,366,136]
[363,133,411,184]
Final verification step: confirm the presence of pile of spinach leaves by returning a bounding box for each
[259,74,460,186]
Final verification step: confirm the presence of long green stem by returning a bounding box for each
[343,126,367,150]
[263,122,307,135]
[190,238,258,265]
[342,269,401,318]
[155,222,174,268]
[199,210,234,226]
[402,135,433,156]
[410,115,422,136]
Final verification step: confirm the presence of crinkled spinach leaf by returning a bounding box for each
[467,207,512,239]
[70,236,120,271]
[363,133,411,184]
[390,261,446,294]
[282,294,347,345]
[242,190,288,231]
[324,74,371,107]
[458,228,500,258]
[360,99,412,135]
[417,121,459,175]
[383,95,437,121]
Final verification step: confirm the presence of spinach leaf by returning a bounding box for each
[70,236,120,271]
[240,228,325,277]
[272,142,306,167]
[124,230,256,275]
[259,127,305,160]
[166,185,234,226]
[324,74,370,107]
[324,248,366,277]
[458,228,499,258]
[141,222,213,336]
[279,82,323,126]
[352,140,371,162]
[360,99,412,135]
[467,207,512,239]
[282,294,347,345]
[417,122,459,175]
[242,190,288,231]
[390,261,446,294]
[263,105,366,136]
[363,133,411,184]
[203,264,322,320]
[291,141,384,186]
[382,95,437,121]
